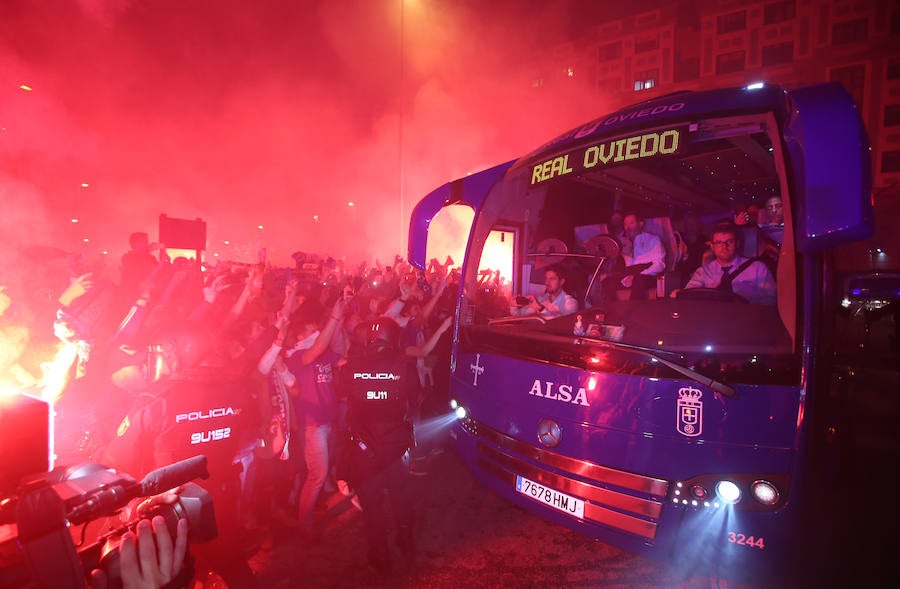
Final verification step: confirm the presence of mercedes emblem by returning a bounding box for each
[536,418,562,448]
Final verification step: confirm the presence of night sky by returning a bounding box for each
[2,0,656,279]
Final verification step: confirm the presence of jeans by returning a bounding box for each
[297,423,331,528]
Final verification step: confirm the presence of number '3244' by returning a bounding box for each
[728,532,765,549]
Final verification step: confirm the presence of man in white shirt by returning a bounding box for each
[680,224,776,305]
[621,212,666,278]
[603,212,666,300]
[511,265,578,319]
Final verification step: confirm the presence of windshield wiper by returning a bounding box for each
[577,336,737,398]
[480,319,736,398]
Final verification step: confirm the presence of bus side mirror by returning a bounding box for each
[784,83,873,252]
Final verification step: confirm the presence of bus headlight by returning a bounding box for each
[715,480,741,504]
[751,480,779,506]
[449,400,467,419]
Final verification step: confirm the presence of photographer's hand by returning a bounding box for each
[90,516,188,589]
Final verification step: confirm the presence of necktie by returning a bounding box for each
[718,265,733,292]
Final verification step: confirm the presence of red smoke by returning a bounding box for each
[2,0,615,276]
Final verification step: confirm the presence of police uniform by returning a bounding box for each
[345,344,415,572]
[103,367,249,485]
[101,365,257,588]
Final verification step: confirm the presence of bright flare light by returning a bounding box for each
[449,399,459,410]
[477,229,513,285]
[715,480,741,504]
[454,406,467,420]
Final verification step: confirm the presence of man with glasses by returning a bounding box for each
[680,223,776,305]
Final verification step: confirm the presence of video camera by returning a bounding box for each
[0,397,217,589]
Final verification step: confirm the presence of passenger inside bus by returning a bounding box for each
[596,212,672,302]
[759,195,784,272]
[674,222,776,305]
[603,212,666,300]
[510,264,578,319]
[733,195,783,275]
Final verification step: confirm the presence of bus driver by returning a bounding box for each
[677,223,776,305]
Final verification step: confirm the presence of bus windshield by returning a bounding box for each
[462,112,797,384]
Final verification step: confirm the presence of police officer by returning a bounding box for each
[344,317,416,574]
[99,321,258,588]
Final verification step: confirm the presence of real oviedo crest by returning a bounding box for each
[676,387,703,437]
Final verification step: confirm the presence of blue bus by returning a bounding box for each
[408,83,872,581]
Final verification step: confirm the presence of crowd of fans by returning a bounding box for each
[1,230,460,587]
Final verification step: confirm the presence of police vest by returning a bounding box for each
[346,353,409,448]
[154,369,251,483]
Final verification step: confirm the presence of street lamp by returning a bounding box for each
[399,0,406,255]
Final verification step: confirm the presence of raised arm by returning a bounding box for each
[297,298,346,365]
[404,316,452,358]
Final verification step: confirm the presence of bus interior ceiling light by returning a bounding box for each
[715,480,741,504]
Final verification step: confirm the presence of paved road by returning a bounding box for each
[249,450,757,589]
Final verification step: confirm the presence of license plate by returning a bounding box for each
[515,475,585,519]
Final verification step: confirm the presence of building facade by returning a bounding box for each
[520,0,900,270]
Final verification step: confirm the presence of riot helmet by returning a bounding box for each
[366,316,400,354]
[145,322,212,381]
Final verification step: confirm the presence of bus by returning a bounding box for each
[408,82,872,581]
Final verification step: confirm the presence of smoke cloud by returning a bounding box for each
[2,0,620,288]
